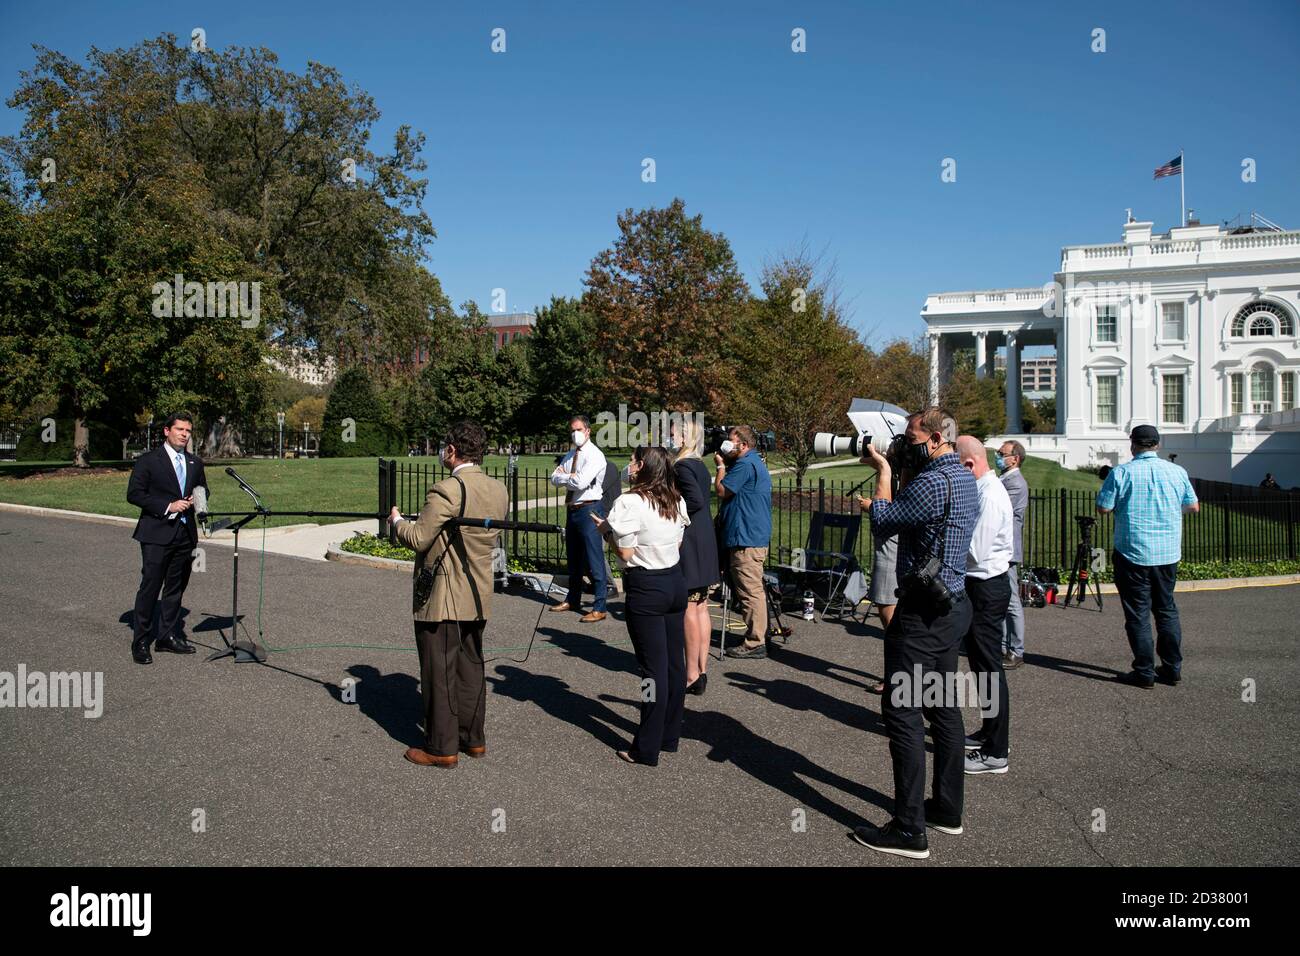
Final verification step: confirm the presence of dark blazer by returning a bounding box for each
[673,457,720,592]
[127,444,208,546]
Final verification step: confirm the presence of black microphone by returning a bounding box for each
[224,466,262,501]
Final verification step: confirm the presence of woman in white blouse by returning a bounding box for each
[593,445,690,766]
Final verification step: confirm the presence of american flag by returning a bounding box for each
[1154,155,1182,179]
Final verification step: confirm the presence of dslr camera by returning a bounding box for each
[703,425,776,456]
[897,553,955,614]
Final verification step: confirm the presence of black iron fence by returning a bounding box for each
[378,458,1300,573]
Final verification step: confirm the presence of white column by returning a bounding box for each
[975,330,988,380]
[1005,330,1021,432]
[1196,290,1218,430]
[928,332,940,405]
[1055,323,1066,434]
[1065,294,1086,433]
[1129,295,1152,428]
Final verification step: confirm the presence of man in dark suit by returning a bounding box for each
[127,411,208,665]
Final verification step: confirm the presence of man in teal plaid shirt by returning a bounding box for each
[1096,425,1199,689]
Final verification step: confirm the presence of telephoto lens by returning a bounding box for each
[812,432,870,458]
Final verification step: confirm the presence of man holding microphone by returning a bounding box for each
[549,414,611,623]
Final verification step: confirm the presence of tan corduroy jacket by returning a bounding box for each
[393,464,510,622]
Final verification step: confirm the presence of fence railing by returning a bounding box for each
[379,459,1300,574]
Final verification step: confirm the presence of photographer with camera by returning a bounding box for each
[850,408,978,859]
[955,436,1014,776]
[857,433,914,695]
[714,426,774,660]
[389,421,509,768]
[1096,425,1199,689]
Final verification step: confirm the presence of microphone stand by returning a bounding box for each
[206,478,271,664]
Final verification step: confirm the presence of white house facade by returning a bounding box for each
[922,216,1300,486]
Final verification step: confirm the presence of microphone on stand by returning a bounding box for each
[224,466,262,503]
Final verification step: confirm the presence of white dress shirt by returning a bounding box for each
[550,442,607,504]
[605,492,689,570]
[966,470,1013,579]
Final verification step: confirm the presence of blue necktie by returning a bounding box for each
[174,453,187,524]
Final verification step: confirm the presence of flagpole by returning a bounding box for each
[1180,149,1186,226]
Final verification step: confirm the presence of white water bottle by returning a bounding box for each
[803,591,815,621]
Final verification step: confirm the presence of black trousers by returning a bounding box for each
[881,592,972,834]
[132,535,195,644]
[623,565,687,766]
[414,620,487,757]
[964,572,1012,759]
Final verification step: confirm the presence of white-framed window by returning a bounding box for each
[1250,362,1275,414]
[1160,302,1185,342]
[1231,301,1296,338]
[1282,372,1296,411]
[1095,374,1118,425]
[1096,304,1118,344]
[1161,374,1185,424]
[1230,373,1244,415]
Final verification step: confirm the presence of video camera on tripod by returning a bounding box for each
[1063,513,1104,610]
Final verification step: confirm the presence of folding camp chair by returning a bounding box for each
[772,511,864,621]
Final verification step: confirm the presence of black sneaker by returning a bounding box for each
[923,798,963,835]
[725,642,768,659]
[1118,670,1155,689]
[1155,664,1181,685]
[850,820,930,859]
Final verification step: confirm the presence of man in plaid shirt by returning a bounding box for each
[850,408,978,860]
[1096,425,1199,689]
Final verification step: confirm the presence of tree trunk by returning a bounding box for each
[73,417,90,468]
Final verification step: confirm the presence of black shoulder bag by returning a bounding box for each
[414,475,467,612]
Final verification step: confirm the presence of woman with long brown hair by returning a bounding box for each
[593,445,689,766]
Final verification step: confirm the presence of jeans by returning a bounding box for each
[564,501,608,612]
[1112,551,1183,680]
[1002,563,1025,657]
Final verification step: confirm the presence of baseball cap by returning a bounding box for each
[1129,424,1160,445]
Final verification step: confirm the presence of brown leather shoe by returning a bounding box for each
[547,602,573,613]
[404,747,457,767]
[579,611,607,623]
[462,745,487,758]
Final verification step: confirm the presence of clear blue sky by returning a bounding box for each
[3,0,1298,347]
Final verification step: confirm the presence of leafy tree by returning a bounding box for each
[320,366,402,456]
[583,198,748,416]
[871,337,932,413]
[522,296,597,442]
[726,251,874,484]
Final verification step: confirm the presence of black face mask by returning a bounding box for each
[904,438,934,471]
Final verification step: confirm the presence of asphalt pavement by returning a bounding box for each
[1,510,1296,866]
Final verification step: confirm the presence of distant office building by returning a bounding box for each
[264,344,336,386]
[487,312,536,350]
[1021,356,1057,399]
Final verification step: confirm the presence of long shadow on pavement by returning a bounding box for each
[724,671,888,739]
[680,707,894,828]
[487,664,637,751]
[328,664,422,748]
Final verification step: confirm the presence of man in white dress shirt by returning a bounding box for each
[548,414,610,623]
[955,436,1014,776]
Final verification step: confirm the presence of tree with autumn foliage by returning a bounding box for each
[582,198,748,418]
[726,250,875,484]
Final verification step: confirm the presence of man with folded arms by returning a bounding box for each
[549,414,610,623]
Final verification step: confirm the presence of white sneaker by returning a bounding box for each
[964,750,1009,775]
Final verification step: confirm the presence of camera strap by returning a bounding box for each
[929,469,954,565]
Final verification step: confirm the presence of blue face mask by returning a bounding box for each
[995,453,1006,472]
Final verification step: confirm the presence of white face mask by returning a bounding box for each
[572,430,587,447]
[719,440,736,456]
